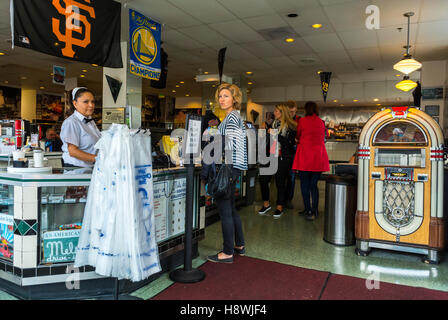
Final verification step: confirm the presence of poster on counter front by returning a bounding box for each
[42,229,80,263]
[0,213,14,260]
[129,9,161,80]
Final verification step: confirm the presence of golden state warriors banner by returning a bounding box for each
[129,9,161,81]
[11,0,122,68]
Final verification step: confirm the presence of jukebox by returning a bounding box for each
[355,107,445,264]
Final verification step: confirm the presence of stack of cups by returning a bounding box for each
[33,150,44,168]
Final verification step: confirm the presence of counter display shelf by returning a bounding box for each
[0,166,205,299]
[0,152,63,169]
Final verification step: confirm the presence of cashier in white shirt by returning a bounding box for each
[60,87,101,167]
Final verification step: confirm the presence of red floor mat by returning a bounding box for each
[152,255,329,300]
[320,273,448,300]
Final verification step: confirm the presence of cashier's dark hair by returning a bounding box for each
[304,101,319,116]
[68,87,94,111]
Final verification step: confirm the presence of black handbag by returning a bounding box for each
[208,163,233,199]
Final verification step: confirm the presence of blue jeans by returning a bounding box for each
[298,171,321,213]
[216,168,245,255]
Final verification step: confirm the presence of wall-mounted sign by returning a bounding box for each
[103,107,125,124]
[52,65,65,85]
[424,105,440,117]
[42,229,80,263]
[422,87,443,100]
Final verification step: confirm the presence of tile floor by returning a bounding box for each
[1,180,447,300]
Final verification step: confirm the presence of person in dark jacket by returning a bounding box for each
[258,104,297,219]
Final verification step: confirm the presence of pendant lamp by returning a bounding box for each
[395,75,418,92]
[393,12,422,75]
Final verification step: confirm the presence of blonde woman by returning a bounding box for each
[258,104,297,218]
[207,83,248,264]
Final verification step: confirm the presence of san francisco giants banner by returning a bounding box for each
[11,0,123,68]
[129,9,161,81]
[319,71,332,103]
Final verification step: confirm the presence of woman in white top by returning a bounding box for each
[60,87,101,167]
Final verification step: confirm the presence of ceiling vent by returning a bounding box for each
[257,26,299,41]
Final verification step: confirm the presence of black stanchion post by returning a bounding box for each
[169,115,205,283]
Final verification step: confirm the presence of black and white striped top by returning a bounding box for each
[218,110,248,171]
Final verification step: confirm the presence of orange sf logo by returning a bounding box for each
[51,0,96,58]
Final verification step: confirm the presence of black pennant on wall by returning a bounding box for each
[105,75,122,103]
[218,47,227,84]
[319,72,332,103]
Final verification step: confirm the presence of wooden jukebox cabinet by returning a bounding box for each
[355,107,445,264]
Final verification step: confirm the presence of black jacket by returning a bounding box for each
[277,127,297,159]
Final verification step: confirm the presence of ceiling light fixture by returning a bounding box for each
[393,12,422,75]
[285,38,295,43]
[246,71,253,75]
[373,98,379,101]
[311,24,322,29]
[395,75,417,92]
[353,99,359,102]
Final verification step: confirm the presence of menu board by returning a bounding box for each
[153,174,188,243]
[153,181,169,242]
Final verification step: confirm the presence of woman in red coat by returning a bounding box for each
[292,101,329,221]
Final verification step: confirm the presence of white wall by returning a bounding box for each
[250,80,416,104]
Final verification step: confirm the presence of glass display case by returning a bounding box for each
[40,186,87,264]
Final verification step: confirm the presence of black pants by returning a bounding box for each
[259,172,272,203]
[216,168,245,255]
[298,171,321,213]
[259,157,293,206]
[275,157,294,206]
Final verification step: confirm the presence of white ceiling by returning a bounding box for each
[0,0,447,106]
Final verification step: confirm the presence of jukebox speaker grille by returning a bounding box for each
[383,181,415,228]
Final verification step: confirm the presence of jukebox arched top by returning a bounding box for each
[359,107,443,148]
[372,120,428,146]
